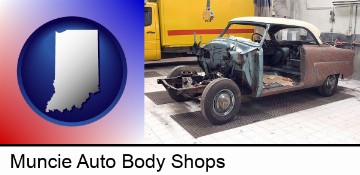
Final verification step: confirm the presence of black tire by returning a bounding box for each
[318,74,338,97]
[201,78,241,125]
[166,66,197,102]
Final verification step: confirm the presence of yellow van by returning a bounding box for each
[144,0,254,61]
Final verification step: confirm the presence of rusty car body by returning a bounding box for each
[158,17,354,125]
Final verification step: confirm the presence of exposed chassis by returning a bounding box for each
[157,74,206,96]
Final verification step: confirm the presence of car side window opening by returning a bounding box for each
[145,7,152,27]
[274,27,315,44]
[261,26,306,88]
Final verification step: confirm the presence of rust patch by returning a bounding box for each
[302,45,354,87]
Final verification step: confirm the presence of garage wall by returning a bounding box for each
[290,0,360,35]
[284,0,360,80]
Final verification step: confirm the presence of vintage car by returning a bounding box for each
[157,17,354,125]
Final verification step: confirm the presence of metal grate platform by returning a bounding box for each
[145,71,162,78]
[145,91,182,105]
[171,89,353,138]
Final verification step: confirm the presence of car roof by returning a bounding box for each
[230,17,322,44]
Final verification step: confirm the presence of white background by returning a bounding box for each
[0,146,359,174]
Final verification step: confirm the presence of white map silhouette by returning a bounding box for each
[46,30,99,112]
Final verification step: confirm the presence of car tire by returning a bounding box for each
[201,78,241,125]
[318,74,338,97]
[166,65,198,102]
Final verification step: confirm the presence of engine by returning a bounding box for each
[194,38,252,80]
[191,36,260,95]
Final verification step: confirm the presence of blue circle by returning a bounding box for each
[17,16,127,126]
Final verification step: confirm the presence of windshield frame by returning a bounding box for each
[219,22,270,47]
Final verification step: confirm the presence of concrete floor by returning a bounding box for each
[144,63,360,144]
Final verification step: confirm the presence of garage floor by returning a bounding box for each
[144,62,360,144]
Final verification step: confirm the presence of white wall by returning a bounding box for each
[289,0,360,35]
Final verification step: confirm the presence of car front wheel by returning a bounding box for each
[201,78,241,125]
